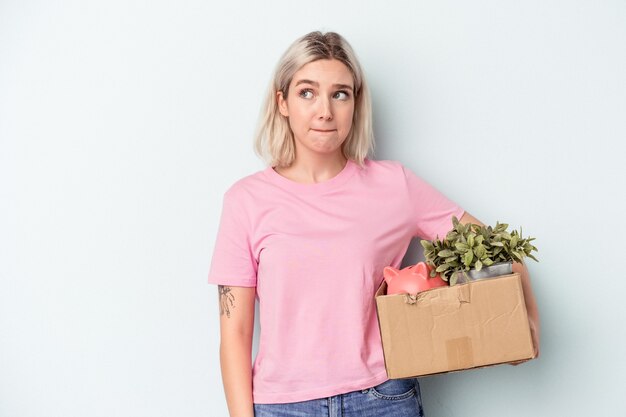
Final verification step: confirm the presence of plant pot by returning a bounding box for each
[453,262,513,285]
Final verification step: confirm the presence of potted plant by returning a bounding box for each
[420,216,538,286]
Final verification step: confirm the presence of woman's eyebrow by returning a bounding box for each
[294,79,318,87]
[294,79,354,90]
[333,83,354,91]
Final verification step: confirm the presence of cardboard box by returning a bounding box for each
[375,273,535,378]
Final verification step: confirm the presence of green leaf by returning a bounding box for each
[464,250,474,266]
[421,240,434,251]
[527,254,539,262]
[455,243,469,251]
[475,260,483,271]
[437,249,454,257]
[450,272,458,286]
[490,241,504,247]
[436,264,450,272]
[445,256,458,264]
[475,235,484,245]
[483,258,494,266]
[452,216,459,228]
[510,236,519,248]
[474,244,486,258]
[467,234,475,248]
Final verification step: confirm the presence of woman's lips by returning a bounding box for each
[311,128,336,133]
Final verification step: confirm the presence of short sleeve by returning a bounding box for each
[207,188,258,287]
[402,165,466,241]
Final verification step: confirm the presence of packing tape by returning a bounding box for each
[446,337,474,369]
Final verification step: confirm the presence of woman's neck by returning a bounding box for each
[274,154,348,184]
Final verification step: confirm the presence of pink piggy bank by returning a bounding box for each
[383,262,448,295]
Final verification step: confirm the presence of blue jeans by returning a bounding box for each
[254,378,424,417]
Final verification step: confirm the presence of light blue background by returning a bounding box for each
[1,1,625,416]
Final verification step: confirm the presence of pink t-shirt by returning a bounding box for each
[208,158,465,404]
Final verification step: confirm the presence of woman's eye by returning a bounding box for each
[333,91,350,100]
[298,89,314,99]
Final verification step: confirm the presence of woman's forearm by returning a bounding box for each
[220,334,254,417]
[217,285,257,417]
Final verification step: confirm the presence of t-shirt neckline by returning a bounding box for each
[264,158,359,194]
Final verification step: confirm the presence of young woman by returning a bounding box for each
[208,31,540,417]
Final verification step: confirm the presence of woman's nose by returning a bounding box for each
[317,97,333,120]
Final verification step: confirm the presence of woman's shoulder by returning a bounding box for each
[222,167,269,201]
[363,157,407,174]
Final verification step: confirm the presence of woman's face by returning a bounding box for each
[277,59,355,160]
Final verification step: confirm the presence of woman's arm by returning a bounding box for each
[458,212,541,359]
[218,285,257,417]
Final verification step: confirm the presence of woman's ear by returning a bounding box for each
[277,91,289,117]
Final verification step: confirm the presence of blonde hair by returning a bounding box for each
[253,31,375,168]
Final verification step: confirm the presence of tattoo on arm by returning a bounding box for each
[218,285,235,318]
